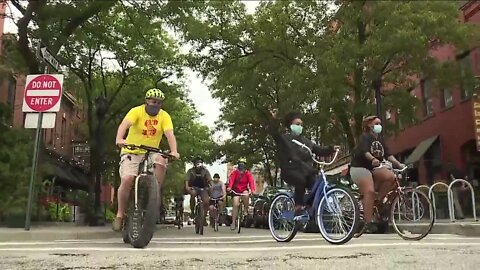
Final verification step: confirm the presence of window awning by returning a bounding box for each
[46,158,90,191]
[404,135,439,164]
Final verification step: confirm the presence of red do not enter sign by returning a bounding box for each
[22,74,64,113]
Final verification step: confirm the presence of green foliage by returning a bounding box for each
[47,201,72,222]
[0,104,34,217]
[105,207,116,223]
[170,0,476,166]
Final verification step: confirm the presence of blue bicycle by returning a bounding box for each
[268,140,359,245]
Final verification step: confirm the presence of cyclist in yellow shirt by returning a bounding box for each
[112,88,180,231]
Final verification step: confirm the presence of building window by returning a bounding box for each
[7,77,16,114]
[50,128,55,146]
[441,88,453,108]
[61,117,67,147]
[421,79,434,117]
[459,54,474,100]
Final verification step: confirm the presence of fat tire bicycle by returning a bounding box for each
[268,141,359,245]
[121,144,175,248]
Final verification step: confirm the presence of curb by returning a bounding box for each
[387,222,480,237]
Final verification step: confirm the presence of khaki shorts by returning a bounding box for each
[119,153,168,178]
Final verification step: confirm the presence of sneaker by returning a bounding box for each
[293,208,308,221]
[354,221,375,238]
[230,222,236,230]
[112,217,123,232]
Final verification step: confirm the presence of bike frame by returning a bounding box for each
[134,152,154,211]
[289,139,340,221]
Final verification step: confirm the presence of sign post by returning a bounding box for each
[23,74,64,230]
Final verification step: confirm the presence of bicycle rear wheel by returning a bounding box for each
[391,189,434,240]
[127,175,158,248]
[317,188,359,245]
[268,194,297,242]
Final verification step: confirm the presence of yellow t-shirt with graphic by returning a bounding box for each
[121,105,173,154]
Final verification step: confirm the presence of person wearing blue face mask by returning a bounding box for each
[350,115,405,235]
[267,110,340,218]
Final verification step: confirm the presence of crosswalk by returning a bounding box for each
[1,233,480,253]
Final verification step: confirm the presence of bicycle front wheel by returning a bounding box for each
[391,189,434,241]
[237,204,243,234]
[317,188,359,245]
[194,203,204,235]
[268,194,297,242]
[127,175,158,248]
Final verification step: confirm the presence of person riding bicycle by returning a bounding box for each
[266,110,339,218]
[209,173,226,226]
[227,158,255,230]
[350,115,405,234]
[113,88,180,231]
[173,194,185,226]
[185,157,212,226]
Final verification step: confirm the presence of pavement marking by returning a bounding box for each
[1,234,478,247]
[1,242,480,252]
[0,237,326,246]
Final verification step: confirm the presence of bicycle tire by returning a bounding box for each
[198,204,204,235]
[122,219,130,244]
[176,209,181,230]
[194,203,201,234]
[237,204,243,234]
[127,175,158,248]
[391,189,434,241]
[268,194,297,242]
[214,207,219,232]
[317,188,359,245]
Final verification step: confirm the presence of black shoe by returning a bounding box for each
[354,222,375,238]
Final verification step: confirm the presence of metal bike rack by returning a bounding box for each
[428,182,450,221]
[416,185,430,192]
[448,179,477,222]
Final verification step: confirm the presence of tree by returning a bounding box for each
[171,0,476,161]
[10,0,116,74]
[0,104,33,218]
[321,1,476,149]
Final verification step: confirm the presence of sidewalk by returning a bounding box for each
[386,219,480,237]
[0,223,175,242]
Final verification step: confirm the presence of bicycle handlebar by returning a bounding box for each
[374,161,408,173]
[291,139,339,166]
[229,190,250,196]
[123,143,176,159]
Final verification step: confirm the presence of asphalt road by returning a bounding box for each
[0,226,479,270]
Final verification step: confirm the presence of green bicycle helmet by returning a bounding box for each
[238,157,247,164]
[145,88,165,100]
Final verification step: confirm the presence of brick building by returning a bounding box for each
[325,1,480,186]
[385,1,480,185]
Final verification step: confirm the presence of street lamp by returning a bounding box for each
[373,78,384,136]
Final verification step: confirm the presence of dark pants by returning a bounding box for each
[281,169,316,206]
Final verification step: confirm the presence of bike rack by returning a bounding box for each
[448,179,477,222]
[428,182,450,221]
[416,185,430,193]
